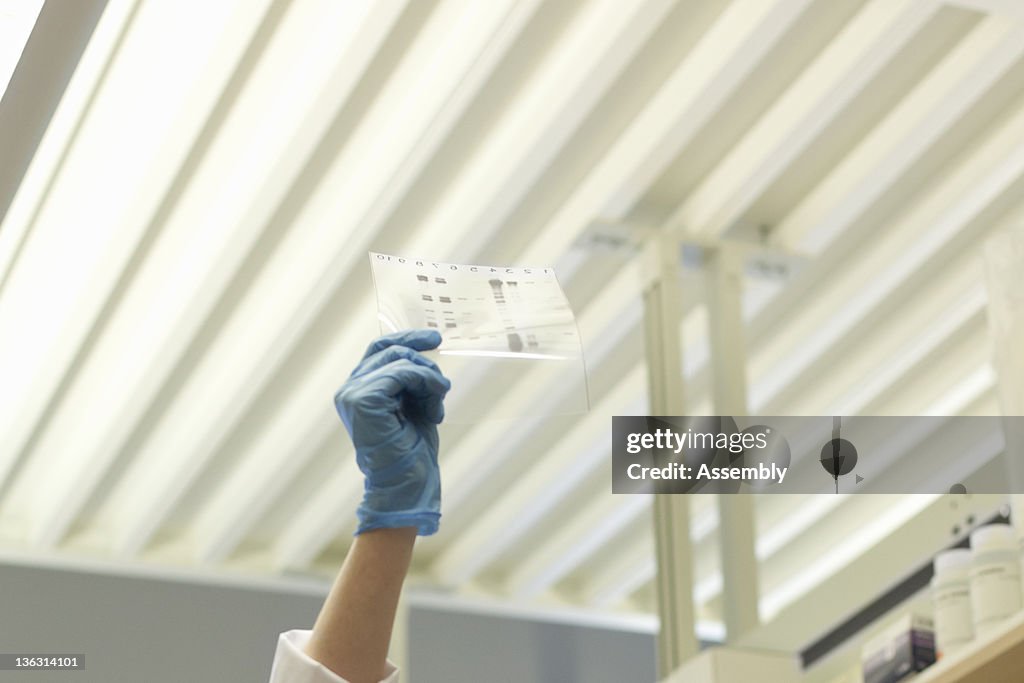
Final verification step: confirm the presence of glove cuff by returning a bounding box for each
[355,510,440,536]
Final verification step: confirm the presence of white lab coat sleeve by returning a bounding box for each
[268,629,399,683]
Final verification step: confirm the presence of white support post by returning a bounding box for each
[704,245,761,641]
[642,232,699,676]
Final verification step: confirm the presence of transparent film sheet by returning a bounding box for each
[369,252,589,422]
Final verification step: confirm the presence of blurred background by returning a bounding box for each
[2,0,1024,681]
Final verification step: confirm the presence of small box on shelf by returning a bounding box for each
[861,613,935,683]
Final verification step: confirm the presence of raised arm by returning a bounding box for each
[304,527,416,683]
[303,330,450,683]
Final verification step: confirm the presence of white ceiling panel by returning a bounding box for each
[1,0,1021,652]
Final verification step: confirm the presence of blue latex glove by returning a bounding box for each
[334,329,451,535]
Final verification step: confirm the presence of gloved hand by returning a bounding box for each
[334,329,451,536]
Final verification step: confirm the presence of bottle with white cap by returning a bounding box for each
[969,523,1023,634]
[932,548,974,658]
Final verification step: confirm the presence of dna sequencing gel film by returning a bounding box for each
[369,252,590,422]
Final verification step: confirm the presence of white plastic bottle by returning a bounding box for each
[969,524,1023,635]
[932,549,974,658]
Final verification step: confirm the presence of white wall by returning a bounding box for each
[409,606,656,682]
[0,561,323,683]
[0,561,656,683]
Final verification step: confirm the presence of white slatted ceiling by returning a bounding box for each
[0,0,1021,653]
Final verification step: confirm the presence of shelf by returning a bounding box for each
[915,610,1024,683]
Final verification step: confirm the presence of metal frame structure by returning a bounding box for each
[642,232,698,676]
[705,245,762,643]
[643,234,765,676]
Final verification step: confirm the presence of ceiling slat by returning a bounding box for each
[272,459,361,571]
[671,0,939,238]
[504,494,652,600]
[776,16,1024,251]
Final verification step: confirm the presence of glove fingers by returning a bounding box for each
[358,360,450,425]
[425,394,445,424]
[360,329,442,362]
[351,344,440,379]
[361,359,450,399]
[406,392,444,425]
